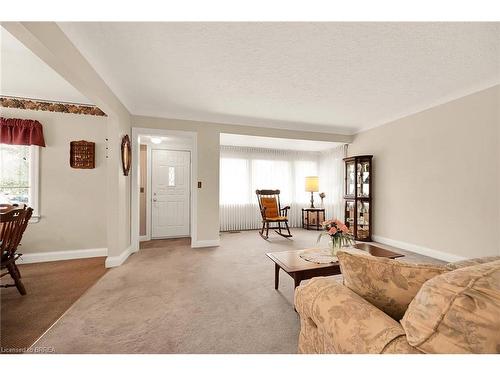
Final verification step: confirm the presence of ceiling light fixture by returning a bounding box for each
[150,137,162,144]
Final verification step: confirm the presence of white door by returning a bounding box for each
[151,150,190,238]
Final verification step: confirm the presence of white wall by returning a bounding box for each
[348,85,500,259]
[1,107,108,253]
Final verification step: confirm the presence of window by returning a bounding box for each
[219,144,347,231]
[168,166,176,186]
[219,146,320,230]
[219,158,250,204]
[220,152,318,206]
[0,144,40,221]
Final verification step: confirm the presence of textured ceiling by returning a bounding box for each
[0,27,91,104]
[58,22,500,134]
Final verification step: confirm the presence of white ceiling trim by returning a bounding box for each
[132,80,500,135]
[133,108,355,135]
[220,133,343,151]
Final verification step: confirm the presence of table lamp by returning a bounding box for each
[305,176,319,208]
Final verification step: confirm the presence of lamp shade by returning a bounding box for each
[305,176,319,192]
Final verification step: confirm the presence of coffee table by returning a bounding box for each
[266,243,404,290]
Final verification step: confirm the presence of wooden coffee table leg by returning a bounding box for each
[293,273,301,289]
[274,263,280,289]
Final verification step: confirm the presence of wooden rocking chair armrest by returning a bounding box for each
[280,206,291,215]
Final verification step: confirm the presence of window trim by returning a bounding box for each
[28,145,40,223]
[0,144,40,222]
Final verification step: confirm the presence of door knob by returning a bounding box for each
[153,198,157,202]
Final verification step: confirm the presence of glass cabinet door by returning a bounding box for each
[356,161,370,197]
[345,200,355,236]
[356,200,370,240]
[346,161,355,196]
[359,160,370,197]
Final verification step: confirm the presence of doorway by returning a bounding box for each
[131,128,198,251]
[151,149,190,238]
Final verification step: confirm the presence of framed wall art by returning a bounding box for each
[70,140,95,169]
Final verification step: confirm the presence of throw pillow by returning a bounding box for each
[337,249,447,320]
[401,260,500,353]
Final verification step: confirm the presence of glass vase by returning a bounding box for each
[328,235,353,256]
[328,237,341,257]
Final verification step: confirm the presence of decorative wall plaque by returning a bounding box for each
[70,140,95,169]
[121,135,131,176]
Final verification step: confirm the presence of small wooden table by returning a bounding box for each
[266,243,404,290]
[301,208,325,230]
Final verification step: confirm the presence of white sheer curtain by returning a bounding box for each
[219,145,346,231]
[319,144,348,221]
[220,146,319,230]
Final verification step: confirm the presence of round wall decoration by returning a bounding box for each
[121,134,131,176]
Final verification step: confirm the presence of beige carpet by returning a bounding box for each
[32,229,441,354]
[1,257,107,353]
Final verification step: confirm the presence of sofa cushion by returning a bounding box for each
[295,277,419,354]
[401,260,500,353]
[337,249,447,320]
[445,256,500,270]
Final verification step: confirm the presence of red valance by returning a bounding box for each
[0,117,46,147]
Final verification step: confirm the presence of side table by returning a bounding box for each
[301,208,325,230]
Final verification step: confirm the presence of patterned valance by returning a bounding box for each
[0,117,46,147]
[1,97,106,116]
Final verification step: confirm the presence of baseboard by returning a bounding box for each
[18,248,108,264]
[139,235,149,242]
[372,235,467,263]
[105,245,135,268]
[191,239,220,248]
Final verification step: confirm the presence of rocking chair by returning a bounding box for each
[256,189,292,239]
[1,204,33,295]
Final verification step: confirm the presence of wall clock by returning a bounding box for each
[121,134,131,176]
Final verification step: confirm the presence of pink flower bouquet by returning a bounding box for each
[317,218,355,255]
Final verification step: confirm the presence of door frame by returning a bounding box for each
[131,127,198,251]
[149,148,191,240]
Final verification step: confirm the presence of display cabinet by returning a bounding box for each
[344,155,373,241]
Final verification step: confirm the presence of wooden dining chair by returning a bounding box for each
[256,189,292,239]
[1,204,33,295]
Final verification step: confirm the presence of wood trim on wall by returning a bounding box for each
[0,96,107,117]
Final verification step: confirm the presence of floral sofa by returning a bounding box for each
[294,250,500,354]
